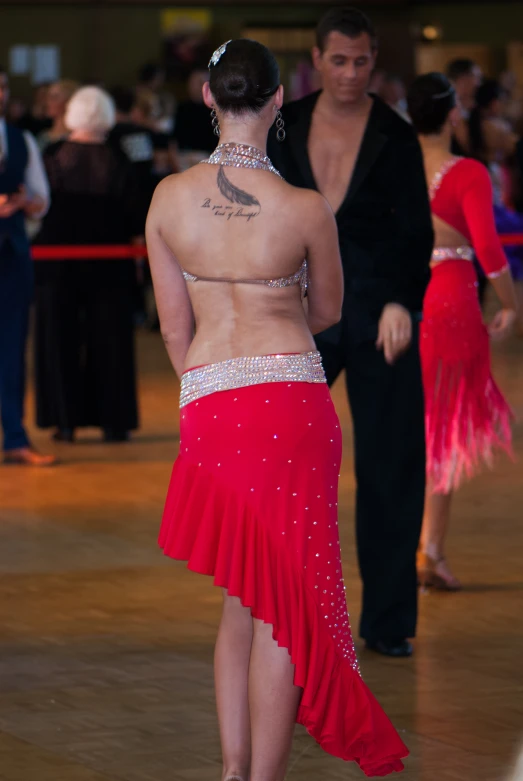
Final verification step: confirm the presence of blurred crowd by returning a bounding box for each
[8,56,523,226]
[3,54,523,449]
[8,63,217,185]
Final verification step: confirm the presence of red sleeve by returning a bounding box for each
[460,160,509,278]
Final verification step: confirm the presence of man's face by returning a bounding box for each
[46,83,67,120]
[313,31,376,105]
[0,73,10,118]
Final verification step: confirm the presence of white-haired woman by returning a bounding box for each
[34,86,143,443]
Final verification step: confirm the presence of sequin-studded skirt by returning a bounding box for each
[421,260,513,494]
[159,353,408,777]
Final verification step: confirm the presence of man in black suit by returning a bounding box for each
[269,7,433,657]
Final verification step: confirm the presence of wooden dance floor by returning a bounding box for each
[1,330,522,781]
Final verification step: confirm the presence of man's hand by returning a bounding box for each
[0,187,27,218]
[376,303,412,365]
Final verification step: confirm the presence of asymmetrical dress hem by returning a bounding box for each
[159,354,408,777]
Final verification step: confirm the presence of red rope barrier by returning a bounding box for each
[499,234,523,247]
[30,234,523,260]
[32,245,147,260]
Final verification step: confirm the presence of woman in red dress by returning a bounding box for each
[407,74,518,590]
[146,39,408,781]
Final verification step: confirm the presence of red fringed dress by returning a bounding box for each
[422,157,514,494]
[159,352,408,776]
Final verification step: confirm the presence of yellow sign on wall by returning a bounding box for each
[161,9,212,37]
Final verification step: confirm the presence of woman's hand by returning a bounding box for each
[488,308,517,341]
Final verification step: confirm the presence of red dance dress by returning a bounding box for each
[159,352,408,776]
[421,157,513,494]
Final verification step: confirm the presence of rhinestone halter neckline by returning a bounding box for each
[201,142,283,179]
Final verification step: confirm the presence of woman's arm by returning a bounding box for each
[461,161,518,338]
[146,180,194,378]
[486,270,518,340]
[22,131,50,218]
[303,191,344,335]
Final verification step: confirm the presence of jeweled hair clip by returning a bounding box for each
[209,40,232,68]
[432,87,455,100]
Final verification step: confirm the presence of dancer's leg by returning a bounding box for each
[249,618,301,781]
[420,490,461,589]
[420,490,453,561]
[215,591,253,781]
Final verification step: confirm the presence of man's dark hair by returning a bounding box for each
[446,58,476,82]
[316,7,378,52]
[110,86,135,115]
[468,79,502,163]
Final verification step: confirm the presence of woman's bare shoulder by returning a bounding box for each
[283,183,335,226]
[153,166,204,197]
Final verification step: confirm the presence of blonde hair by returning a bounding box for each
[65,86,116,134]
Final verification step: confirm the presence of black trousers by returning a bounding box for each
[316,321,425,642]
[34,264,138,433]
[0,245,32,451]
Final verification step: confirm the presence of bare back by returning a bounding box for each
[424,156,469,251]
[146,155,343,374]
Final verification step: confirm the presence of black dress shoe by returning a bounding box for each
[52,428,75,443]
[103,429,130,443]
[365,638,413,658]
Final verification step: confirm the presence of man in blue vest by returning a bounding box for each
[0,66,56,465]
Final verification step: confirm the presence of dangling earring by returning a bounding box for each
[211,108,220,137]
[275,109,286,142]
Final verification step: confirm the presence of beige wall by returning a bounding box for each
[409,2,523,46]
[415,44,495,77]
[0,6,162,95]
[0,3,410,99]
[1,2,521,100]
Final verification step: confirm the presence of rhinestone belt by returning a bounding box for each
[431,246,474,262]
[180,352,326,408]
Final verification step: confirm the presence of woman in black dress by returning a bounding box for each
[35,86,143,442]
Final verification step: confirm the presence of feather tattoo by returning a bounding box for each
[217,166,261,208]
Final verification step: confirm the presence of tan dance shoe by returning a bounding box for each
[4,447,58,467]
[417,550,462,591]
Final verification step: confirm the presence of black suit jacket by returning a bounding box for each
[268,92,434,343]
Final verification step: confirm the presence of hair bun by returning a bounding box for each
[407,72,456,136]
[223,74,250,99]
[209,39,279,114]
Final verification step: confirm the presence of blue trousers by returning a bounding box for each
[0,243,32,451]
